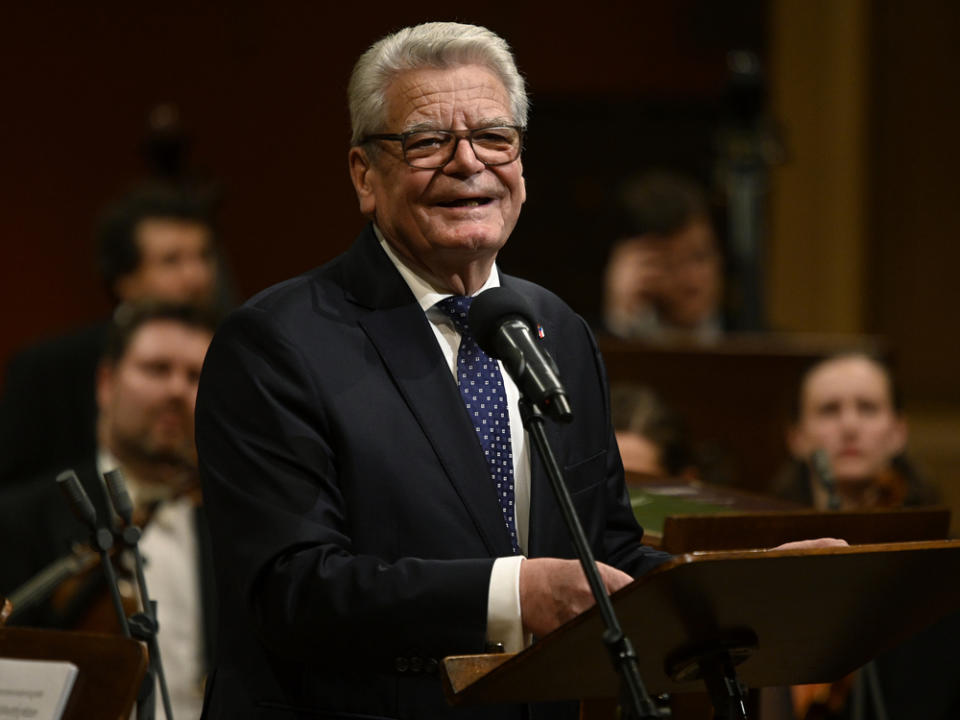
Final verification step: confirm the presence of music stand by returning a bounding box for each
[0,626,147,720]
[442,540,960,718]
[660,506,951,554]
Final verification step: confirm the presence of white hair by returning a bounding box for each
[347,21,529,146]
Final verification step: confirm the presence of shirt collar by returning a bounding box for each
[96,446,178,508]
[374,224,501,311]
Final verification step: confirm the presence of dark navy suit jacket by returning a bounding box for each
[195,225,669,719]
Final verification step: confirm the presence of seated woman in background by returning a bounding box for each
[767,356,954,720]
[775,351,937,510]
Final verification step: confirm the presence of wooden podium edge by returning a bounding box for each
[442,652,516,696]
[441,539,960,707]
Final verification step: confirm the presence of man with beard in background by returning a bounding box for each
[0,301,218,720]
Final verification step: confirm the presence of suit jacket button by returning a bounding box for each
[425,658,439,675]
[394,657,409,673]
[410,656,423,673]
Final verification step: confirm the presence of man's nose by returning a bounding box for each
[442,136,485,176]
[186,256,215,288]
[165,371,195,401]
[838,406,861,433]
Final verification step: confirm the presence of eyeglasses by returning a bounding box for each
[361,125,524,169]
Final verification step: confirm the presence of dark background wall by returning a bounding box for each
[868,1,960,406]
[2,0,959,417]
[1,1,762,360]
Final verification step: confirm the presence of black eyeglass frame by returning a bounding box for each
[360,125,526,169]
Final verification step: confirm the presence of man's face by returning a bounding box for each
[116,218,217,307]
[349,64,526,287]
[97,320,212,471]
[789,356,907,483]
[659,220,722,328]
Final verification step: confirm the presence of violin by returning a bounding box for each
[6,539,140,634]
[7,470,202,633]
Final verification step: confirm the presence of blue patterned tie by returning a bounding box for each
[437,295,519,554]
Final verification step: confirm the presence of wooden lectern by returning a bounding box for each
[660,506,951,554]
[0,626,147,720]
[442,540,960,718]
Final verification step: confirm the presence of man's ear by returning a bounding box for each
[348,147,377,217]
[518,158,526,205]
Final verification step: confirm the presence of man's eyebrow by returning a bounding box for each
[475,116,514,128]
[402,117,516,133]
[404,122,442,133]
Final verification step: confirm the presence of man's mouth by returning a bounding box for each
[436,197,492,208]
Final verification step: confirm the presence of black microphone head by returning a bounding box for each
[56,469,98,530]
[103,468,135,525]
[469,286,537,358]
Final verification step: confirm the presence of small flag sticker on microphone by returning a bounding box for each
[537,324,545,338]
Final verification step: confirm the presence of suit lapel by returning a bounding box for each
[338,227,515,557]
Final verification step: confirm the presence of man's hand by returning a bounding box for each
[518,558,633,638]
[773,537,849,551]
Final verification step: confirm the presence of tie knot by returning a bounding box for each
[436,295,473,335]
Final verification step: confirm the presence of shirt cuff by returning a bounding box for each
[486,555,527,654]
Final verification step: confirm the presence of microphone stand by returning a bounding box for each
[55,470,131,638]
[810,449,840,510]
[518,399,661,720]
[103,468,175,720]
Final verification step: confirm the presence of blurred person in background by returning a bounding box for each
[0,182,229,488]
[0,302,218,720]
[610,383,699,480]
[602,171,724,343]
[774,352,937,510]
[766,351,950,720]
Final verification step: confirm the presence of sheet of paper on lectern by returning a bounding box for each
[0,657,79,720]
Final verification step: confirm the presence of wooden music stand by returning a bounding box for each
[660,506,951,554]
[0,626,147,720]
[442,540,960,717]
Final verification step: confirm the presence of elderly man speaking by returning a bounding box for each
[196,22,671,719]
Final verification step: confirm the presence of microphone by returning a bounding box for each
[468,287,573,422]
[55,469,132,637]
[810,449,840,510]
[103,468,175,720]
[56,469,98,530]
[471,291,660,717]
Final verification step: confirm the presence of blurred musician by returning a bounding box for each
[776,352,936,511]
[770,352,947,720]
[0,301,217,720]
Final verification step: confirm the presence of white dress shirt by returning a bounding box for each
[376,230,529,653]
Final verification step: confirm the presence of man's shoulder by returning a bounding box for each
[239,225,382,320]
[244,267,328,314]
[204,242,372,371]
